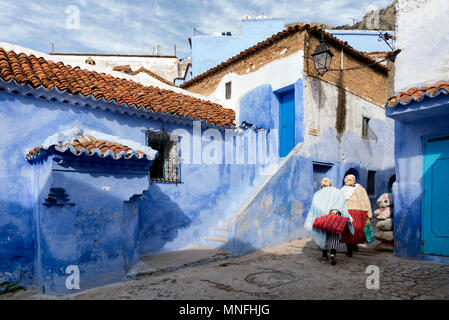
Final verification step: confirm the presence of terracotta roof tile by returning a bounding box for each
[112,65,132,73]
[26,134,155,161]
[130,67,176,86]
[180,24,390,89]
[387,80,449,107]
[49,52,177,58]
[0,48,235,127]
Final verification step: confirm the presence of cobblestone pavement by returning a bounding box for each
[3,238,449,300]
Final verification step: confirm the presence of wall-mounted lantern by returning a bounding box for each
[311,29,401,76]
[311,36,334,75]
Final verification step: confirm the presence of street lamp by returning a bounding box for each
[311,29,401,75]
[311,35,334,75]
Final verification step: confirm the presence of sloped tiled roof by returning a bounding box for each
[386,80,449,108]
[130,67,176,86]
[112,64,132,73]
[26,134,156,161]
[49,52,177,58]
[0,48,235,127]
[365,51,391,56]
[180,24,390,89]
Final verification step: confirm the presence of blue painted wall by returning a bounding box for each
[239,79,304,142]
[387,95,449,260]
[0,85,278,293]
[30,153,151,293]
[229,152,395,256]
[175,63,193,86]
[192,19,285,76]
[228,77,394,256]
[0,68,396,294]
[240,84,276,129]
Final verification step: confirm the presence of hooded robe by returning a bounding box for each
[340,184,373,218]
[304,186,354,249]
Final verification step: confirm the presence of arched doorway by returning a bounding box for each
[388,174,396,193]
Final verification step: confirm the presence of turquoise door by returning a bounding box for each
[422,135,449,256]
[279,90,295,157]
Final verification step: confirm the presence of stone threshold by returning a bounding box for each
[127,246,231,278]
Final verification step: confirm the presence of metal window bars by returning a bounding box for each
[145,129,181,184]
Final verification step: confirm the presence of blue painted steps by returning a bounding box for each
[201,143,301,251]
[202,174,269,249]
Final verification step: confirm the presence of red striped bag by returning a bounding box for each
[313,214,349,234]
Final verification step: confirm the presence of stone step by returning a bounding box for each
[203,236,228,243]
[212,227,229,231]
[210,226,229,238]
[127,246,230,278]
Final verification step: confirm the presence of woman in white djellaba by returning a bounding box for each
[340,174,373,257]
[304,178,354,265]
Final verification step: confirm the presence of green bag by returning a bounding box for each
[364,219,374,244]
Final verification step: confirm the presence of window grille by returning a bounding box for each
[145,130,181,183]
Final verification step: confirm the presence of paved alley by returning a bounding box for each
[3,238,449,300]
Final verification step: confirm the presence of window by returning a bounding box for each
[362,117,370,138]
[146,130,180,183]
[313,162,333,192]
[367,170,376,195]
[225,81,232,100]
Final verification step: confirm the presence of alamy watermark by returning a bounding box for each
[65,5,80,30]
[65,265,80,290]
[169,121,280,168]
[365,265,380,290]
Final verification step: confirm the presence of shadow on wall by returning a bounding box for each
[0,201,34,293]
[391,180,423,258]
[229,155,312,256]
[36,171,144,293]
[138,183,191,255]
[310,77,327,110]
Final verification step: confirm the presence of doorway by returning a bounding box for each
[278,89,295,157]
[422,134,449,256]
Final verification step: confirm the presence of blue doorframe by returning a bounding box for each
[422,133,449,256]
[313,162,334,192]
[278,88,295,157]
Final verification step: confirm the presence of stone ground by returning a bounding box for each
[2,237,449,300]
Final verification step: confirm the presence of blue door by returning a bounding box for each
[279,90,295,157]
[422,135,449,256]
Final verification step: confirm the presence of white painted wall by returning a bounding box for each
[49,54,180,82]
[303,76,386,139]
[301,76,392,170]
[207,50,304,121]
[395,0,449,92]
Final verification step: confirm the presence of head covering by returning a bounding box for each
[321,177,333,188]
[344,174,356,186]
[304,186,354,249]
[341,183,373,218]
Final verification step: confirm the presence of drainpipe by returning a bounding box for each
[340,48,344,70]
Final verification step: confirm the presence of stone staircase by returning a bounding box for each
[202,181,266,249]
[201,146,300,250]
[126,145,302,278]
